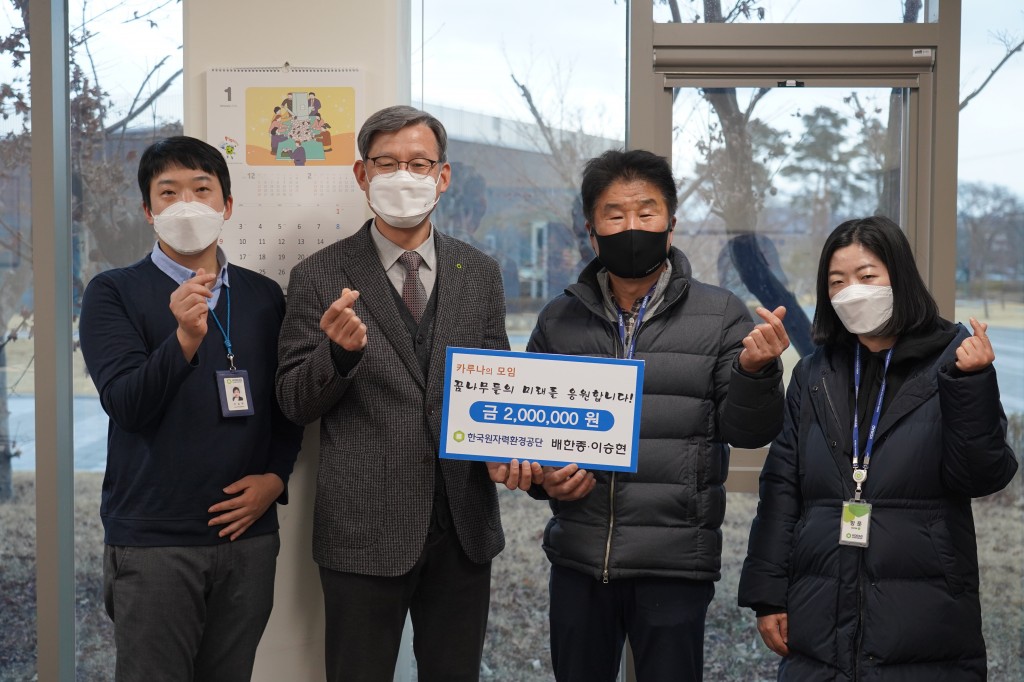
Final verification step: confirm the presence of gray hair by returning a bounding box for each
[357,105,448,162]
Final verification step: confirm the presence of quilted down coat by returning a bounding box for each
[527,248,785,582]
[738,321,1018,681]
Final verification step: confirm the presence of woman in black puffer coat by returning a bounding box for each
[738,216,1018,681]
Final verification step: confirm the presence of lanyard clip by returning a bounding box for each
[227,353,236,371]
[852,468,867,502]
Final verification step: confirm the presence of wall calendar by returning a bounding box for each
[206,67,366,292]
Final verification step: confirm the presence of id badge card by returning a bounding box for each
[217,369,254,417]
[839,500,872,547]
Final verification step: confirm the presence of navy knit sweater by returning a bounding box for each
[79,255,303,546]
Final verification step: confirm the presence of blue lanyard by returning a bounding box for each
[208,286,235,370]
[616,285,656,360]
[851,344,894,500]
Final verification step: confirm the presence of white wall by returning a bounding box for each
[182,2,409,679]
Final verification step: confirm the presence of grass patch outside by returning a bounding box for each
[1,474,1022,680]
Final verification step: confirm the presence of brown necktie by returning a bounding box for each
[398,251,427,323]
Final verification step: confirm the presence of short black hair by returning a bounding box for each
[811,215,940,346]
[137,136,231,212]
[580,149,677,227]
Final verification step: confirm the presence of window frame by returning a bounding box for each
[628,0,961,317]
[29,0,77,679]
[628,0,962,494]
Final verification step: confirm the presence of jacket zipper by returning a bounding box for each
[602,473,616,583]
[821,377,854,488]
[821,377,843,437]
[825,371,864,679]
[601,315,645,584]
[854,554,865,680]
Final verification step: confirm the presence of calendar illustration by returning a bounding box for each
[207,67,366,292]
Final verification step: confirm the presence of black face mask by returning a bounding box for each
[593,227,671,279]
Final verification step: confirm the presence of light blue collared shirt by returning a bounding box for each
[151,242,230,309]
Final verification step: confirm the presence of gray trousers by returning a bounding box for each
[103,532,279,682]
[319,524,491,682]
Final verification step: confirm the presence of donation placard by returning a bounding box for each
[440,348,644,472]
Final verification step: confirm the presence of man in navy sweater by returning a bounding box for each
[79,136,303,682]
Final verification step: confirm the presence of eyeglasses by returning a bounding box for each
[368,156,439,177]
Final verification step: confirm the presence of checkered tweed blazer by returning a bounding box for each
[276,220,508,575]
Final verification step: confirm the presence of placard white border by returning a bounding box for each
[440,347,644,472]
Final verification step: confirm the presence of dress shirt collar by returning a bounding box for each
[369,221,436,274]
[151,242,230,307]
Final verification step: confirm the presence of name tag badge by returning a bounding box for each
[217,369,254,418]
[839,500,872,547]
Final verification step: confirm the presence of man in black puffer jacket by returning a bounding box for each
[526,149,789,681]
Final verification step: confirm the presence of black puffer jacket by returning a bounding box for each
[527,248,784,582]
[738,322,1018,681]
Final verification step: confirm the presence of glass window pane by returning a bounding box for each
[958,3,1024,679]
[415,0,627,349]
[0,306,36,678]
[672,85,905,358]
[0,1,36,676]
[654,0,937,24]
[713,492,777,677]
[70,2,184,677]
[413,1,626,678]
[672,84,905,673]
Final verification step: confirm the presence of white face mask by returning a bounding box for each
[153,201,225,255]
[831,284,894,335]
[367,170,439,229]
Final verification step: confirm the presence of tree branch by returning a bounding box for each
[112,55,171,146]
[80,4,105,132]
[103,66,182,134]
[124,0,180,26]
[74,0,129,32]
[667,0,682,23]
[677,165,714,206]
[511,73,561,157]
[744,87,770,122]
[960,36,1024,111]
[902,0,922,24]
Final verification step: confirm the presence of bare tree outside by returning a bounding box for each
[957,182,1024,318]
[0,1,183,677]
[0,0,182,503]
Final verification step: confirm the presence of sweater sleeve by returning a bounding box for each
[716,294,785,448]
[79,272,196,433]
[263,283,305,500]
[738,359,807,614]
[938,363,1018,497]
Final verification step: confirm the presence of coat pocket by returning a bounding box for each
[786,574,840,666]
[787,517,807,580]
[927,517,965,597]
